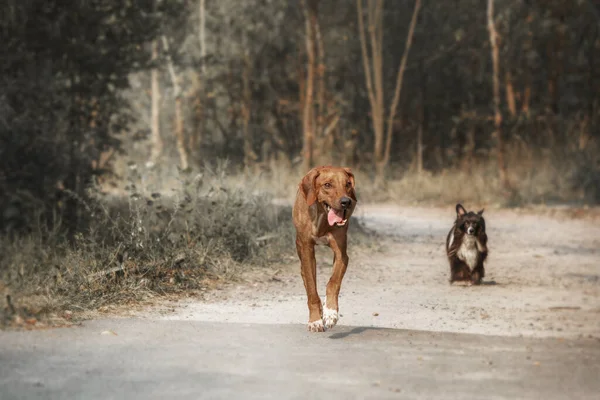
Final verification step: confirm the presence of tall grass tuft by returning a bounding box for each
[1,164,296,328]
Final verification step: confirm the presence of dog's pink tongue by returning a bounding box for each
[327,208,344,226]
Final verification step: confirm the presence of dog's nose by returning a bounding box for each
[467,227,475,235]
[340,197,352,209]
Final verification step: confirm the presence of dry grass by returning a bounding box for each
[354,139,600,207]
[173,138,599,209]
[0,165,296,328]
[0,163,377,329]
[2,139,597,329]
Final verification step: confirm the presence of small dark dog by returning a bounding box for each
[446,204,488,285]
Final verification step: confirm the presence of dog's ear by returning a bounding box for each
[344,168,357,202]
[456,204,467,217]
[300,168,320,206]
[477,209,484,215]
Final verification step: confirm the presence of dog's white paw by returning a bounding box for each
[307,319,325,333]
[322,306,339,330]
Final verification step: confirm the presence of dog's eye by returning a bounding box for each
[323,183,332,189]
[346,181,352,188]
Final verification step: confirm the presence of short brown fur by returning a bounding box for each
[292,166,357,332]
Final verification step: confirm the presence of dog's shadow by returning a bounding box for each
[328,326,385,339]
[453,279,499,287]
[481,280,498,286]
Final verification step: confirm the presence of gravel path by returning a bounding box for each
[163,204,600,339]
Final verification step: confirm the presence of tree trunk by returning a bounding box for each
[505,70,516,117]
[416,59,427,174]
[487,0,509,190]
[547,62,558,114]
[547,22,564,115]
[463,123,476,173]
[150,40,162,166]
[521,10,533,117]
[195,0,207,150]
[357,0,383,179]
[174,97,188,170]
[242,48,256,169]
[416,97,425,176]
[314,3,325,160]
[301,0,315,172]
[416,120,423,175]
[65,91,83,236]
[189,81,203,155]
[522,81,531,116]
[343,128,358,167]
[190,0,206,156]
[199,0,206,76]
[381,0,422,184]
[586,19,597,134]
[323,113,340,162]
[161,35,188,171]
[370,0,385,166]
[297,46,306,130]
[358,0,421,186]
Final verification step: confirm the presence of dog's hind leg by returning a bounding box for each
[296,238,324,332]
[324,231,348,330]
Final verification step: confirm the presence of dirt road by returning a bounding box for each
[1,319,599,400]
[1,204,599,399]
[165,204,600,339]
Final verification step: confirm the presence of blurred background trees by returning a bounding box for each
[1,0,599,234]
[0,0,186,234]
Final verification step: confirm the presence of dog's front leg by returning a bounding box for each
[472,232,488,285]
[471,255,485,285]
[449,256,470,284]
[296,237,324,332]
[471,264,484,285]
[476,232,489,255]
[324,231,348,330]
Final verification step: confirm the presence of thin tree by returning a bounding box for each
[487,0,509,189]
[150,39,162,166]
[241,37,257,169]
[301,0,316,172]
[521,9,533,116]
[300,0,339,167]
[189,0,206,154]
[357,0,422,185]
[161,35,189,171]
[199,0,206,75]
[314,5,326,160]
[505,70,517,117]
[416,59,426,175]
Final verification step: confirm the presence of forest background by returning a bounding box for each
[1,0,599,326]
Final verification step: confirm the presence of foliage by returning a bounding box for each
[119,0,599,203]
[0,0,186,233]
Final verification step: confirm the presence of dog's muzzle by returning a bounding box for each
[340,196,352,209]
[324,198,351,227]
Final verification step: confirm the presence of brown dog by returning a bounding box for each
[292,166,357,332]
